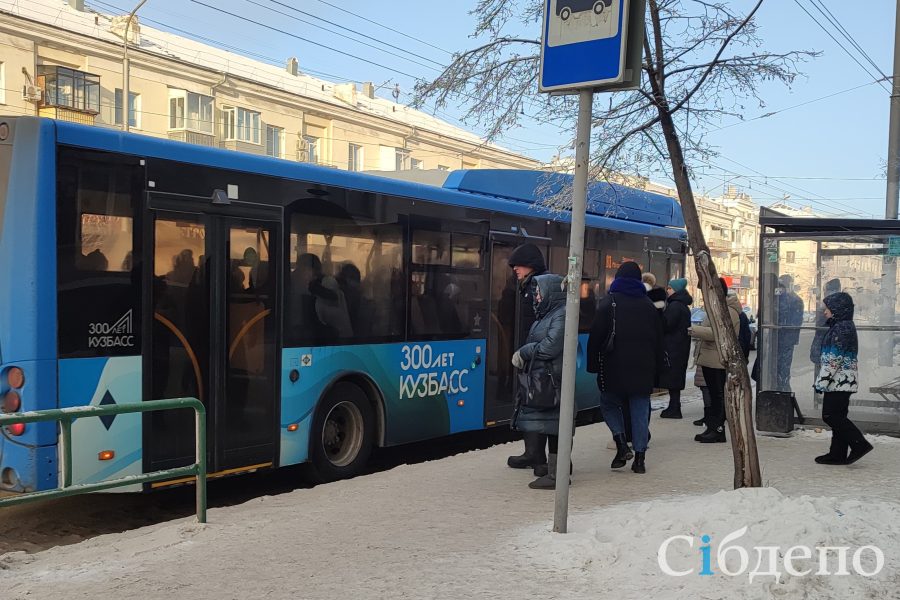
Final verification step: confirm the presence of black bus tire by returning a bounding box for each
[307,381,375,483]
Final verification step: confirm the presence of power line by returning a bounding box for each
[243,0,443,73]
[83,1,560,156]
[259,0,446,69]
[792,0,891,93]
[309,0,453,57]
[708,79,884,133]
[807,0,889,81]
[187,0,421,80]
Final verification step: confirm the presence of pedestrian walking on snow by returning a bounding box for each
[587,261,662,474]
[813,292,874,465]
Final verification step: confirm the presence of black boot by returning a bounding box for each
[508,432,547,469]
[530,453,563,489]
[631,452,646,474]
[611,433,630,468]
[660,407,682,419]
[846,439,874,465]
[696,424,726,443]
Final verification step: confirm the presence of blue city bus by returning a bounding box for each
[0,116,685,492]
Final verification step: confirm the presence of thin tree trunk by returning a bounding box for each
[655,107,762,488]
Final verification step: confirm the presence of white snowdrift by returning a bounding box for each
[514,487,900,599]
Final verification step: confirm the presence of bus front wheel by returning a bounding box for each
[308,381,375,482]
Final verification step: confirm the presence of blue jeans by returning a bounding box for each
[601,392,651,452]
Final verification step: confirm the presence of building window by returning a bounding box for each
[395,148,410,170]
[114,89,140,128]
[303,135,320,163]
[786,251,796,264]
[223,106,261,144]
[348,143,363,171]
[168,89,214,133]
[411,158,423,170]
[266,125,284,158]
[37,65,100,113]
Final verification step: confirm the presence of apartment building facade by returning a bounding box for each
[0,0,539,173]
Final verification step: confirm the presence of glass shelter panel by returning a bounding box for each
[759,233,900,432]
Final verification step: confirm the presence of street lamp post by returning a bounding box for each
[121,0,147,132]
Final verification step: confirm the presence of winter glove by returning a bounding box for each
[511,351,525,369]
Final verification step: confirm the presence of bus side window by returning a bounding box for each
[56,152,142,358]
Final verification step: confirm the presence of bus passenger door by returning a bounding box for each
[146,203,280,476]
[485,241,519,425]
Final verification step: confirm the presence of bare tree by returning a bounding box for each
[415,0,819,488]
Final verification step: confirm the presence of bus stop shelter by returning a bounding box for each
[757,208,900,434]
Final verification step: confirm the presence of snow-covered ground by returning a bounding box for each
[3,392,900,599]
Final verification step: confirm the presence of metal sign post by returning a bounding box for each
[538,0,646,533]
[553,88,592,533]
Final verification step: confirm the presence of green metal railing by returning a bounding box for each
[0,398,207,523]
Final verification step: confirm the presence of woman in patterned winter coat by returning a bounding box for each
[814,292,873,465]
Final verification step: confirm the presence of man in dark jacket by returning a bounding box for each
[587,261,663,474]
[659,278,693,419]
[505,243,549,472]
[776,274,804,392]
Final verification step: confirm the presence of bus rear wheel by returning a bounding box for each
[308,381,374,483]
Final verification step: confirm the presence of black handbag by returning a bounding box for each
[602,294,617,355]
[516,353,560,410]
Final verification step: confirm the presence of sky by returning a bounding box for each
[88,0,897,218]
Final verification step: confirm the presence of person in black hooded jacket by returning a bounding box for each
[813,292,873,465]
[504,243,550,473]
[659,278,693,418]
[587,261,663,474]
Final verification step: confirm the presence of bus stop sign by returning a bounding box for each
[539,0,644,93]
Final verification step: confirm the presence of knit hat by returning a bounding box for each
[642,273,657,288]
[615,261,642,280]
[508,243,547,272]
[668,278,688,293]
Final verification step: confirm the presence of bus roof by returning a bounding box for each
[46,118,685,239]
[443,169,684,228]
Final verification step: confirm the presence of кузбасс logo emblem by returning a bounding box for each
[87,309,135,349]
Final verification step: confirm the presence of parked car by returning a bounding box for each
[556,0,613,21]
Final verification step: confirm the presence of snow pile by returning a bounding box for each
[513,488,900,599]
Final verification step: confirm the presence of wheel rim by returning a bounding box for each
[561,8,570,19]
[322,400,364,467]
[593,2,604,14]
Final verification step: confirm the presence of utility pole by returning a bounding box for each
[880,0,900,366]
[122,0,147,133]
[887,0,900,220]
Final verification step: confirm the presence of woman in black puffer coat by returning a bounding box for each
[659,278,693,419]
[511,273,566,490]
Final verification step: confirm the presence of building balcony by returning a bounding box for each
[36,66,100,124]
[707,238,732,251]
[167,130,216,147]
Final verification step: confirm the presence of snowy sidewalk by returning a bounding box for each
[4,393,900,599]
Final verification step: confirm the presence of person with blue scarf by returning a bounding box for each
[587,262,663,474]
